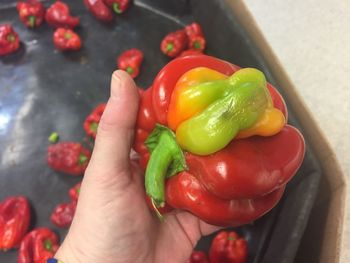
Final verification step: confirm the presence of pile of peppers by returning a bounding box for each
[134,55,305,226]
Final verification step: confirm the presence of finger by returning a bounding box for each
[85,70,139,186]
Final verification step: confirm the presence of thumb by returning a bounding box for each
[84,70,139,188]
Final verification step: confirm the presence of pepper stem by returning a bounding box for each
[78,153,88,165]
[145,124,187,208]
[166,43,174,52]
[113,2,122,14]
[48,132,59,143]
[44,239,52,251]
[6,34,15,42]
[64,32,72,39]
[28,16,36,28]
[193,41,201,50]
[126,66,134,74]
[89,122,98,133]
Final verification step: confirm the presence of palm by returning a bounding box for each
[66,161,218,263]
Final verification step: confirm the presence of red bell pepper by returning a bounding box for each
[103,0,131,14]
[117,49,144,78]
[69,182,81,202]
[187,250,210,263]
[45,1,80,29]
[160,29,188,58]
[84,0,113,22]
[134,55,304,226]
[83,104,106,138]
[0,24,20,56]
[0,196,30,250]
[51,181,81,228]
[16,0,45,28]
[18,228,59,263]
[209,231,248,263]
[47,142,91,176]
[50,202,76,228]
[53,28,82,51]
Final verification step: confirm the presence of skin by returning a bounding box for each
[55,70,220,263]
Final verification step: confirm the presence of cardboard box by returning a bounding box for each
[224,1,346,262]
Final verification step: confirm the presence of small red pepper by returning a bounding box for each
[103,0,131,14]
[0,196,30,250]
[53,28,82,51]
[188,35,206,52]
[184,23,206,52]
[45,1,80,29]
[187,250,210,263]
[84,0,113,22]
[69,182,81,202]
[47,142,91,176]
[160,29,188,57]
[209,231,248,263]
[18,228,59,263]
[50,202,76,228]
[83,104,106,138]
[184,23,204,38]
[51,181,81,228]
[0,24,20,56]
[117,49,144,78]
[16,0,45,28]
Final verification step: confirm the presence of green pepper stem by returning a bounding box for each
[126,66,134,74]
[64,32,72,39]
[6,34,15,42]
[48,132,59,144]
[193,41,201,50]
[113,3,122,14]
[28,16,36,28]
[44,239,52,251]
[145,125,186,208]
[166,43,174,52]
[89,122,98,133]
[78,153,88,165]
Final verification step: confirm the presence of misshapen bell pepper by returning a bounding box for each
[0,196,30,250]
[209,231,248,263]
[84,0,113,22]
[18,228,59,263]
[45,1,80,29]
[117,49,144,78]
[47,142,91,176]
[16,0,45,28]
[51,182,81,228]
[134,55,304,226]
[50,202,76,228]
[69,182,81,202]
[53,28,82,51]
[0,24,20,56]
[161,30,188,58]
[84,104,106,138]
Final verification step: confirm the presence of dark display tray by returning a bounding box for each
[0,0,321,262]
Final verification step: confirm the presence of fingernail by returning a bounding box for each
[111,70,125,98]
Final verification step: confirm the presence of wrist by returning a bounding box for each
[54,240,83,263]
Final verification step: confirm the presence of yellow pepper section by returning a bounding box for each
[236,107,286,139]
[168,66,286,139]
[167,67,228,130]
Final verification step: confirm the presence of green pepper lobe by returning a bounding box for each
[176,68,270,155]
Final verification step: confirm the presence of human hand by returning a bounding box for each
[55,70,220,263]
